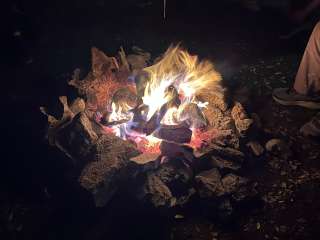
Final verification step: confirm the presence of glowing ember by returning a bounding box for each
[101,46,222,153]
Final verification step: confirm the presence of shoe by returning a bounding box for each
[300,113,320,138]
[272,88,320,109]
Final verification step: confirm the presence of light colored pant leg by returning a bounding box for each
[294,21,320,95]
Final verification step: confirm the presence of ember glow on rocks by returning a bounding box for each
[100,46,222,153]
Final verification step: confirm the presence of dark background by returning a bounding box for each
[2,0,317,239]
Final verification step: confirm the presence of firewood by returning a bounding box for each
[154,124,192,144]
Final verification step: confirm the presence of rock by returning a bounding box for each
[160,141,195,164]
[70,97,86,115]
[154,161,193,185]
[195,168,225,198]
[127,54,150,71]
[111,87,138,111]
[130,152,161,172]
[127,46,151,71]
[221,174,248,194]
[54,112,99,163]
[231,102,253,136]
[197,92,227,112]
[210,156,242,172]
[143,173,174,208]
[265,139,286,152]
[68,47,131,115]
[130,152,161,165]
[195,143,244,163]
[202,107,224,129]
[79,133,140,207]
[246,141,264,156]
[214,130,240,149]
[139,161,194,208]
[231,182,258,202]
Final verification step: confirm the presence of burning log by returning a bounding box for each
[154,124,192,144]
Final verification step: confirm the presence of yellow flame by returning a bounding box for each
[142,45,222,120]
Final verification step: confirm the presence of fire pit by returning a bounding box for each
[41,45,258,212]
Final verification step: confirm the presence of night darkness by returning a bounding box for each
[2,0,320,240]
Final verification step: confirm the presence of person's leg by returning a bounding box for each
[294,21,320,95]
[273,21,320,109]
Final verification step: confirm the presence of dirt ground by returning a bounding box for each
[2,1,320,240]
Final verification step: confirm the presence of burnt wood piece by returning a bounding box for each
[129,104,160,135]
[129,113,158,135]
[154,124,192,144]
[101,118,131,127]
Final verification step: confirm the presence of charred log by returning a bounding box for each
[154,124,192,144]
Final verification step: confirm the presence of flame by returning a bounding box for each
[143,45,221,120]
[103,45,222,153]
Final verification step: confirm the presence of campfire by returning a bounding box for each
[85,46,223,157]
[41,45,257,210]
